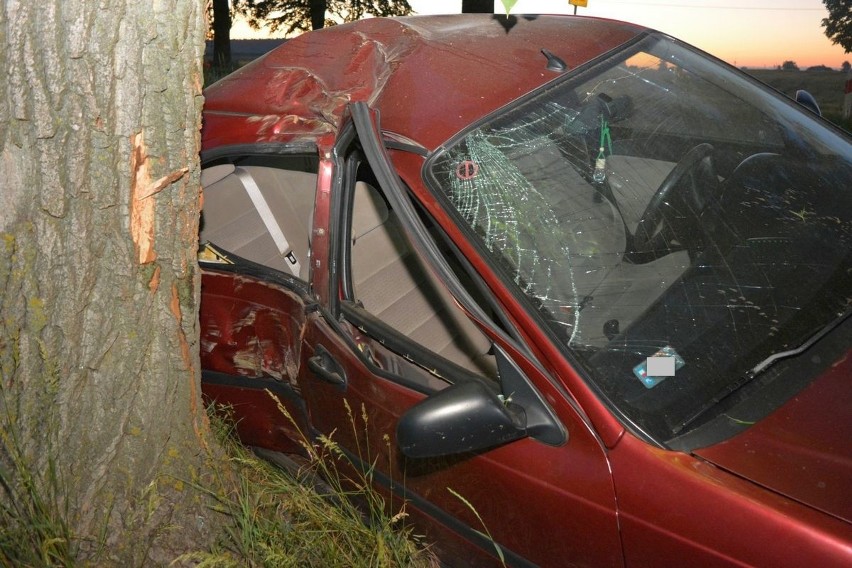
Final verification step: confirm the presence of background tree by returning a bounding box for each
[238,0,413,35]
[781,60,800,71]
[211,0,233,68]
[842,60,851,73]
[822,0,852,53]
[462,0,494,13]
[0,0,220,563]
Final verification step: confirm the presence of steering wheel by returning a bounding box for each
[632,143,716,254]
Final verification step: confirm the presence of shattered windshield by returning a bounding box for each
[427,35,852,442]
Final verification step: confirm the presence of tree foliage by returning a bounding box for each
[238,0,413,34]
[822,0,852,53]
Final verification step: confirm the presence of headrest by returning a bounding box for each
[351,181,389,241]
[200,163,236,188]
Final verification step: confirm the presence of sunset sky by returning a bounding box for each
[232,0,850,70]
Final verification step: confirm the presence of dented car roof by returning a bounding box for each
[202,14,645,150]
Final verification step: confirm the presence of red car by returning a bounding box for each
[199,14,852,567]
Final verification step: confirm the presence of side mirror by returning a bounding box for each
[795,90,821,116]
[397,380,527,459]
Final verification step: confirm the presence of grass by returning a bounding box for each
[746,68,852,132]
[0,427,77,567]
[0,397,436,567]
[204,63,243,87]
[187,397,436,568]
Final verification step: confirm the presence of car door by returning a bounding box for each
[298,105,624,567]
[199,148,322,452]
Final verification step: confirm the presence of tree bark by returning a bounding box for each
[0,0,219,563]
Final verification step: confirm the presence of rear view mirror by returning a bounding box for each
[397,380,527,459]
[795,90,821,116]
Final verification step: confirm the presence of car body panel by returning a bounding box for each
[695,348,852,525]
[199,269,313,450]
[202,15,645,151]
[199,13,852,568]
[611,434,852,567]
[199,271,307,382]
[301,311,623,566]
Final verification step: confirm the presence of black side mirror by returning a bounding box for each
[795,90,821,116]
[396,380,527,459]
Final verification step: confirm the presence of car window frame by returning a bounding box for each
[324,104,567,446]
[331,123,496,393]
[198,142,322,297]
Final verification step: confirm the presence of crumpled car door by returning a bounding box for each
[297,103,625,567]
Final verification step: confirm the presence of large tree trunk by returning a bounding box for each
[0,0,218,563]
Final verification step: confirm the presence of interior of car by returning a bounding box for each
[199,157,498,388]
[348,179,497,378]
[199,162,317,279]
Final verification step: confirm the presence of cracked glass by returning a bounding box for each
[427,35,852,442]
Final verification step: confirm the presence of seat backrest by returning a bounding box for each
[350,182,495,377]
[606,154,674,232]
[200,165,316,277]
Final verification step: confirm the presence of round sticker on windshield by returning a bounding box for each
[455,160,479,180]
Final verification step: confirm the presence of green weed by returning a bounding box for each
[0,415,77,567]
[447,487,505,567]
[185,398,437,568]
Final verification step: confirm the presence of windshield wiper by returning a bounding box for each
[747,306,852,377]
[673,306,852,436]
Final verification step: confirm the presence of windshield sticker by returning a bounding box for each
[633,346,685,389]
[455,160,479,180]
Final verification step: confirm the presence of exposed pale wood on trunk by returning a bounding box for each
[0,0,221,562]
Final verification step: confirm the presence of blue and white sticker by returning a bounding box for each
[633,346,685,389]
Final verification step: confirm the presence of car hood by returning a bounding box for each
[694,350,852,524]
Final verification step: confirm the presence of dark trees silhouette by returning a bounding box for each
[462,0,494,13]
[822,0,852,53]
[237,0,413,35]
[212,0,232,68]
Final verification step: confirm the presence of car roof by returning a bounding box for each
[202,14,647,152]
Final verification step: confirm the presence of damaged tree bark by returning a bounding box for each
[0,0,220,563]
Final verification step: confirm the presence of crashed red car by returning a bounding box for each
[199,14,852,567]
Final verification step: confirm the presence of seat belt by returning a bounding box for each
[234,167,301,277]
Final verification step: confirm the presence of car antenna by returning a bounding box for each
[541,49,567,72]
